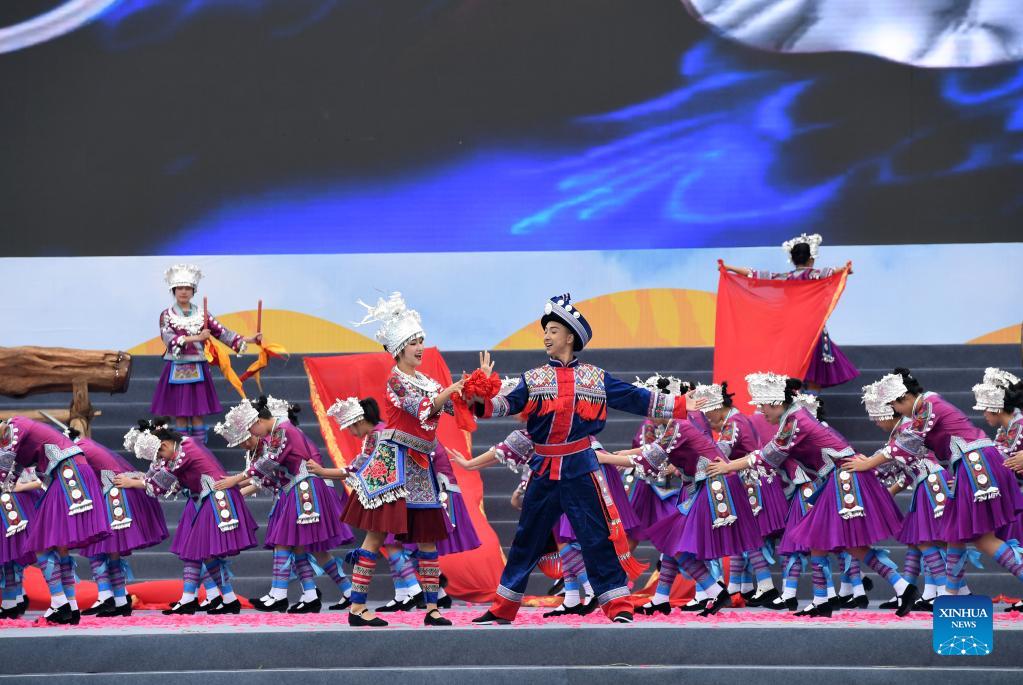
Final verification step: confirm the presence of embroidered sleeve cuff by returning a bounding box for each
[146,468,179,498]
[891,432,925,461]
[647,392,674,420]
[631,442,669,480]
[757,443,787,469]
[249,455,279,481]
[416,398,436,427]
[716,440,734,459]
[493,431,534,472]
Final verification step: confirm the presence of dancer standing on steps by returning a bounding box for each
[986,369,1023,612]
[152,263,261,444]
[341,293,464,628]
[214,396,354,614]
[467,293,703,625]
[116,419,259,615]
[707,373,917,618]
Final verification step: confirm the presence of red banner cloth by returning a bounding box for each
[713,262,850,410]
[304,348,504,602]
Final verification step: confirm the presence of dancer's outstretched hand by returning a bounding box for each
[479,350,495,376]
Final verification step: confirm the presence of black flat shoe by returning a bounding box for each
[412,591,426,610]
[208,599,241,615]
[71,610,81,625]
[895,584,919,618]
[82,598,115,616]
[637,600,671,616]
[424,609,452,626]
[437,594,452,609]
[1003,601,1023,613]
[543,602,590,618]
[698,586,732,617]
[878,596,899,610]
[45,604,75,625]
[681,598,712,612]
[471,610,510,625]
[198,596,224,613]
[163,599,199,615]
[12,597,29,619]
[252,597,288,613]
[740,589,759,606]
[912,597,934,613]
[287,598,322,614]
[611,610,634,624]
[376,598,408,613]
[579,596,599,615]
[764,595,795,611]
[794,603,832,618]
[547,578,565,596]
[827,596,845,613]
[329,597,352,611]
[349,609,388,627]
[842,594,870,609]
[862,577,874,592]
[97,601,132,618]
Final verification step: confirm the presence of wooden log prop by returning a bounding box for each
[0,409,102,423]
[0,346,131,397]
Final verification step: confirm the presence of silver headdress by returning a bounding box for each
[354,292,425,357]
[861,382,895,421]
[327,397,365,430]
[164,263,203,291]
[792,392,820,418]
[692,383,725,413]
[745,372,788,406]
[124,426,162,462]
[782,233,822,262]
[214,400,260,448]
[874,374,909,405]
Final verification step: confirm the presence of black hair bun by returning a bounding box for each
[656,377,672,394]
[789,243,812,267]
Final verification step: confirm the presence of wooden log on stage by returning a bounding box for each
[0,409,102,423]
[0,346,132,397]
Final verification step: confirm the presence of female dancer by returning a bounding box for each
[0,417,110,624]
[341,293,464,627]
[707,373,915,617]
[116,418,259,614]
[153,263,261,443]
[721,234,857,389]
[214,396,354,613]
[0,468,42,620]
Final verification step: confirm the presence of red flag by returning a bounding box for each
[713,261,850,410]
[304,348,504,602]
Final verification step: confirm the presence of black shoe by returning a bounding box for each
[842,594,870,609]
[82,598,115,616]
[698,586,732,617]
[471,610,510,625]
[349,609,388,627]
[209,599,242,615]
[750,588,780,607]
[412,591,426,610]
[611,610,634,624]
[198,596,224,613]
[794,602,833,618]
[0,607,12,620]
[912,597,934,613]
[71,609,81,625]
[45,604,75,625]
[895,584,919,618]
[1003,601,1023,613]
[424,609,452,626]
[163,599,199,615]
[681,598,712,612]
[287,597,322,614]
[96,601,133,618]
[878,596,899,610]
[437,594,453,609]
[376,598,408,613]
[329,596,352,611]
[862,577,874,592]
[439,574,449,589]
[827,595,845,613]
[253,597,288,613]
[543,602,591,618]
[637,600,671,616]
[764,595,795,611]
[547,578,565,596]
[579,596,599,615]
[12,597,28,619]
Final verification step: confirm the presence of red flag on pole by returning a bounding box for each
[712,261,850,410]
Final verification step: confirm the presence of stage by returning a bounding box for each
[2,607,1021,683]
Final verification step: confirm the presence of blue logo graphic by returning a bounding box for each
[933,595,993,656]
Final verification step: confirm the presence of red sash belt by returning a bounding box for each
[535,438,592,481]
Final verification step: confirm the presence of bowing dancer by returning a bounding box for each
[721,233,857,390]
[152,263,262,443]
[214,396,354,613]
[116,419,259,615]
[341,293,465,627]
[468,293,703,625]
[0,468,43,620]
[707,373,916,617]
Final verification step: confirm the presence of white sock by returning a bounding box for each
[301,588,318,603]
[839,582,852,596]
[179,591,197,603]
[757,578,774,592]
[114,596,128,607]
[652,590,671,604]
[694,587,712,601]
[407,581,422,597]
[582,581,593,596]
[922,583,938,600]
[222,590,237,603]
[69,599,78,611]
[893,578,909,595]
[269,587,288,600]
[394,585,409,602]
[1,599,16,610]
[812,596,828,606]
[937,586,949,596]
[960,584,972,596]
[781,587,797,600]
[852,584,866,598]
[563,588,581,607]
[740,581,754,594]
[95,589,113,603]
[50,594,69,609]
[727,581,741,594]
[205,586,222,600]
[826,586,836,599]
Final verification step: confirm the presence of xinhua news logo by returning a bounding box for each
[933,595,993,656]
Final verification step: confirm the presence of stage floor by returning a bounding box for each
[2,607,1021,684]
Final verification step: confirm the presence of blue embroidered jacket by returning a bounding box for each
[476,357,688,480]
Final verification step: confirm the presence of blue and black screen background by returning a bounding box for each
[3,0,1022,257]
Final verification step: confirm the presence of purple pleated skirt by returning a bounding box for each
[26,467,110,552]
[787,470,903,552]
[750,475,789,539]
[629,480,680,540]
[83,487,169,556]
[776,493,810,555]
[897,471,950,545]
[556,464,642,543]
[804,333,858,388]
[0,491,43,566]
[940,447,1023,544]
[263,477,354,552]
[647,474,763,560]
[435,490,482,556]
[170,489,259,561]
[150,360,222,417]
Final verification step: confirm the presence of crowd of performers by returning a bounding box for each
[1,237,1022,627]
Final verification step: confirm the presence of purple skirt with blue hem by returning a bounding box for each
[150,360,222,417]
